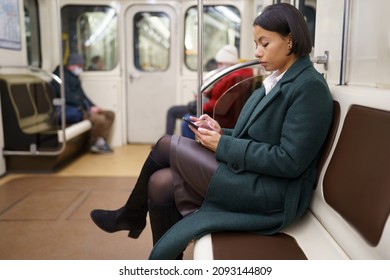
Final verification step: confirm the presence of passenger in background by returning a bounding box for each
[165,106,189,135]
[164,56,219,136]
[204,58,218,76]
[181,45,253,138]
[52,54,115,154]
[165,45,251,137]
[90,3,333,260]
[88,55,105,71]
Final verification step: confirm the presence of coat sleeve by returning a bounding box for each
[221,128,233,136]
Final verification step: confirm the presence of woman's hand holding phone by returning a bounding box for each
[185,115,222,152]
[189,115,222,133]
[182,117,199,129]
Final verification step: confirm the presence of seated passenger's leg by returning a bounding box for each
[166,105,188,135]
[100,110,115,140]
[88,111,114,153]
[90,135,172,238]
[148,168,183,247]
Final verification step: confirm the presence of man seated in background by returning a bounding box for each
[180,45,253,138]
[164,57,219,136]
[52,54,115,154]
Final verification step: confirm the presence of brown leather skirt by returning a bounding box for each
[170,135,219,216]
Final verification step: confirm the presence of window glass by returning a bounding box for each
[301,2,316,47]
[184,5,241,71]
[270,1,316,47]
[61,5,118,71]
[257,1,315,67]
[24,0,41,67]
[133,12,170,71]
[347,0,390,88]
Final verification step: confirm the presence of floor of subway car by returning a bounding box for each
[0,144,194,260]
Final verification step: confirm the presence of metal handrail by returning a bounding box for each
[200,53,333,95]
[0,64,62,84]
[196,0,204,117]
[200,59,262,92]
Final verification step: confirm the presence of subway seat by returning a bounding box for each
[0,73,92,171]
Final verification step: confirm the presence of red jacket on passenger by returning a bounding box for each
[202,67,253,114]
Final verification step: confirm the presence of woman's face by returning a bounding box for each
[253,25,298,73]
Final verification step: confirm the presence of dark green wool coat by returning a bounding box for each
[149,55,334,259]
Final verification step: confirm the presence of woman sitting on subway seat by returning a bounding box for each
[90,3,334,259]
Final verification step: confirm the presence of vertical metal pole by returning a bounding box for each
[56,0,67,143]
[340,0,350,85]
[196,0,203,117]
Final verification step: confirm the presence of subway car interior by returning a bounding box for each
[0,0,389,262]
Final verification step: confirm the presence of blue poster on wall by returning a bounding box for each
[0,0,21,50]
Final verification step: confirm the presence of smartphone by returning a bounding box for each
[182,117,199,129]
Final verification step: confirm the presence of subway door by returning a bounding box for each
[125,5,178,143]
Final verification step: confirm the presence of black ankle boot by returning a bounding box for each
[90,206,146,239]
[91,155,166,239]
[149,203,184,259]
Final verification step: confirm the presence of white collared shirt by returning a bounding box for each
[263,70,285,95]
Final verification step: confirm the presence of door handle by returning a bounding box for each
[311,50,329,71]
[129,72,141,83]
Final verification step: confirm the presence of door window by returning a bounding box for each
[61,5,118,71]
[133,12,171,72]
[184,5,241,71]
[24,0,41,67]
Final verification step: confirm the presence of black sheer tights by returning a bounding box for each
[147,135,176,206]
[149,135,171,168]
[146,136,183,250]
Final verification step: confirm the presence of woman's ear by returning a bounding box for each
[288,33,293,49]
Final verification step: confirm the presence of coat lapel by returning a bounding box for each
[234,56,313,137]
[236,84,282,137]
[232,87,265,135]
